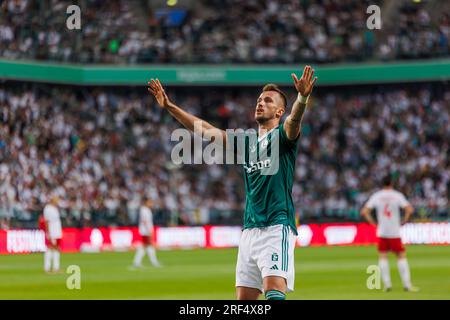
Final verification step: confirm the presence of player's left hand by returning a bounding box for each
[292,65,318,97]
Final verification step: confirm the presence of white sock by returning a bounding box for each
[397,258,412,289]
[133,246,145,266]
[146,246,160,267]
[379,258,392,288]
[44,250,52,272]
[52,250,60,271]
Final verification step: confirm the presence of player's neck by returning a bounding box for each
[257,120,279,137]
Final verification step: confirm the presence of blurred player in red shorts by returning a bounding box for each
[132,196,161,268]
[361,175,419,292]
[42,195,63,273]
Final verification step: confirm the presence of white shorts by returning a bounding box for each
[235,224,297,293]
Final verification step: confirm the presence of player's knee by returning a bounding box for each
[263,275,286,292]
[379,252,388,259]
[236,287,260,300]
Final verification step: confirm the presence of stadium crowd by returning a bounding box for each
[0,0,449,64]
[1,82,449,228]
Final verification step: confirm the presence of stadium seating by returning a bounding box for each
[1,83,448,228]
[1,0,448,63]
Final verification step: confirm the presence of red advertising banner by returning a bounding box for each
[0,222,448,254]
[296,223,378,247]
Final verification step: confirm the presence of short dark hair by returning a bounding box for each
[262,84,287,109]
[382,174,393,187]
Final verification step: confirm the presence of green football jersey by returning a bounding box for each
[241,123,299,235]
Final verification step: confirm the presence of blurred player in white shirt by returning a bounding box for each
[361,175,419,292]
[42,195,63,273]
[132,197,161,268]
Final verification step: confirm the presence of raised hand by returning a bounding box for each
[291,66,318,97]
[148,78,170,108]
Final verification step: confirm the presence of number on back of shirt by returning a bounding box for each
[383,204,392,218]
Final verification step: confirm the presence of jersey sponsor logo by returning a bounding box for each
[244,159,272,173]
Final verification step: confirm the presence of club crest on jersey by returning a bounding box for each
[271,253,278,261]
[250,144,257,153]
[260,138,268,150]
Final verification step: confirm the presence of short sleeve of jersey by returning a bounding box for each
[397,193,410,208]
[279,123,300,148]
[365,194,376,209]
[43,206,52,221]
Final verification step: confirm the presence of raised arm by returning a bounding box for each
[284,66,317,140]
[148,79,227,145]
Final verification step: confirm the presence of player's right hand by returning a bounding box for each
[148,78,170,109]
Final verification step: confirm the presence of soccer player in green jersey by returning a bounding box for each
[148,66,317,300]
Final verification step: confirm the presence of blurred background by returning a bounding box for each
[0,0,449,230]
[0,0,449,301]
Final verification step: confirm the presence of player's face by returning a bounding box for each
[51,196,59,205]
[255,91,284,123]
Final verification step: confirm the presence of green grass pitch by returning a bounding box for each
[0,245,449,299]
